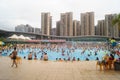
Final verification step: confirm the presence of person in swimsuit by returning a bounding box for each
[11,47,17,67]
[43,53,48,61]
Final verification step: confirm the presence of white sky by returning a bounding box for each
[0,0,120,31]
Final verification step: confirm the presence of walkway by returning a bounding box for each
[0,56,120,80]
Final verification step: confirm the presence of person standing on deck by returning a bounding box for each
[11,47,17,68]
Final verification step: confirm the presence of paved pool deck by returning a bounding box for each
[0,56,120,80]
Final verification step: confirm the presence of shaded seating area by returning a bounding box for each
[8,34,31,40]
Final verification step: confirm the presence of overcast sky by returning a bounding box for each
[0,0,120,31]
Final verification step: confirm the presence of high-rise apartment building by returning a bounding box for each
[97,20,105,36]
[105,14,119,37]
[95,26,98,35]
[73,20,77,36]
[41,12,52,35]
[56,21,60,36]
[56,12,73,36]
[60,13,67,36]
[81,12,94,36]
[66,12,73,36]
[56,21,64,36]
[77,21,81,36]
[73,20,81,36]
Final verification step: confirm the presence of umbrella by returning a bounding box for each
[0,41,5,45]
[0,41,2,45]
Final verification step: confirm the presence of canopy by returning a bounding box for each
[18,35,26,40]
[8,34,31,40]
[25,37,31,40]
[8,34,19,39]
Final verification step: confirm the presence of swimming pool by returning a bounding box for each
[1,47,119,61]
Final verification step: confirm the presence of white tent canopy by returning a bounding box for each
[8,34,19,39]
[25,37,31,40]
[8,34,31,40]
[18,35,26,40]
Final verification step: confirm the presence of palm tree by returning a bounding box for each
[112,13,120,29]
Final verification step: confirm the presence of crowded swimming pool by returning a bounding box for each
[1,43,119,61]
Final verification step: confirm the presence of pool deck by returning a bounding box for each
[0,56,120,80]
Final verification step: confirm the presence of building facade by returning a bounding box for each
[73,20,81,36]
[105,14,119,37]
[56,12,73,36]
[66,12,73,36]
[76,21,81,36]
[15,24,34,33]
[34,28,41,34]
[60,13,67,36]
[73,20,77,36]
[51,28,56,35]
[81,12,94,36]
[56,21,60,36]
[56,21,64,36]
[97,20,106,36]
[41,12,52,36]
[15,24,26,32]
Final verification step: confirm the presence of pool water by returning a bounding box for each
[1,48,119,61]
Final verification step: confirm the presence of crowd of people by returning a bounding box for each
[0,42,120,68]
[0,42,118,59]
[18,42,108,61]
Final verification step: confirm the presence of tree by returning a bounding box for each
[0,37,6,41]
[112,13,120,29]
[111,14,120,55]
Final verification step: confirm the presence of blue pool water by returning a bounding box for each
[1,48,119,61]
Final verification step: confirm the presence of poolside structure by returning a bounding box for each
[0,29,120,42]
